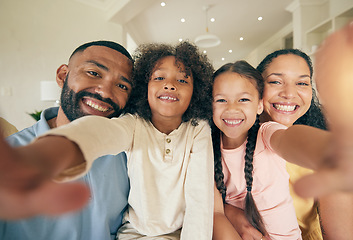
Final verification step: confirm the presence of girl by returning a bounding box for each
[225,49,326,240]
[212,60,330,240]
[13,41,215,239]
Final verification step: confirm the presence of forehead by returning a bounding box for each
[70,45,133,73]
[265,54,310,75]
[214,72,258,93]
[154,56,186,71]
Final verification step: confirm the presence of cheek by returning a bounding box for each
[300,90,313,108]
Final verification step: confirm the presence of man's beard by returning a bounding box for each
[60,75,123,122]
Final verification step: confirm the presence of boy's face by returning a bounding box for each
[213,72,263,149]
[57,46,133,122]
[148,56,193,126]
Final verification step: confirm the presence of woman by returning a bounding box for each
[224,49,352,240]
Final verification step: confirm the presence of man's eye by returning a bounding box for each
[297,82,310,86]
[88,71,100,77]
[117,84,128,91]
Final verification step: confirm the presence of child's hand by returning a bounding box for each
[0,133,90,219]
[224,204,270,240]
[294,21,353,198]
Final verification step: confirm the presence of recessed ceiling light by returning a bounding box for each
[181,18,186,23]
[240,37,244,41]
[179,38,183,42]
[258,16,263,21]
[210,18,215,22]
[161,2,166,7]
[229,50,232,53]
[222,58,225,61]
[203,50,207,54]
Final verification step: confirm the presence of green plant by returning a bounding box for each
[28,110,42,121]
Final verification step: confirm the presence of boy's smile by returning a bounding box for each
[148,56,193,133]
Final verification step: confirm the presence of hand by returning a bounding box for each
[224,204,270,240]
[0,133,90,220]
[294,21,353,198]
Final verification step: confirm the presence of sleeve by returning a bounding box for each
[260,121,287,152]
[38,114,136,181]
[180,121,214,239]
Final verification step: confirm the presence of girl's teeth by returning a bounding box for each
[274,104,296,112]
[224,119,242,125]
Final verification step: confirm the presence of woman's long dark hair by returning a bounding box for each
[257,49,327,130]
[212,60,268,235]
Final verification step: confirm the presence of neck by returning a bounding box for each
[222,132,247,150]
[259,113,270,124]
[53,107,71,128]
[151,116,182,135]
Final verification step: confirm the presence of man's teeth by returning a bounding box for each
[224,119,242,125]
[274,104,296,112]
[159,96,177,101]
[86,100,109,112]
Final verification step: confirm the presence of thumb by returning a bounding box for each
[29,182,91,216]
[293,169,343,198]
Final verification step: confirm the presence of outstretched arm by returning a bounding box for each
[270,125,330,170]
[0,131,89,219]
[294,21,353,198]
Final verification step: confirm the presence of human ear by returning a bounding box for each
[56,64,68,89]
[257,99,264,115]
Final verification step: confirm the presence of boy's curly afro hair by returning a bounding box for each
[126,41,215,126]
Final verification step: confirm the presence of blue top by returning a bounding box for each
[0,107,130,240]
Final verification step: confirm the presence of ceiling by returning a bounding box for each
[76,0,294,68]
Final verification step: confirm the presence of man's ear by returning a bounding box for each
[56,64,68,89]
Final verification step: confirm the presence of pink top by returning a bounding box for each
[222,121,302,240]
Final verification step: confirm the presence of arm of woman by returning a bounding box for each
[213,183,242,240]
[294,21,353,198]
[270,125,330,170]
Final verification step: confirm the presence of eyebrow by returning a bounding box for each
[86,60,109,71]
[86,60,133,86]
[266,72,310,79]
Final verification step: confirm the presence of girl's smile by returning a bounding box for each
[213,72,263,149]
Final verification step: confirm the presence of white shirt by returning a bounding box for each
[44,114,214,239]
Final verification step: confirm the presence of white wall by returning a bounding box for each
[0,0,125,130]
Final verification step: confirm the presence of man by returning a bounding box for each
[0,40,133,240]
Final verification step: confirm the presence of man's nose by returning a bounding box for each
[95,81,115,100]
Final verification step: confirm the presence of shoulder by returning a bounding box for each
[256,122,287,153]
[259,121,287,136]
[6,124,37,146]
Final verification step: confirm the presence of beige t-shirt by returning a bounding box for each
[43,114,214,239]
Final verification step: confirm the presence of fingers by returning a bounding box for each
[31,182,90,216]
[294,169,347,198]
[0,181,90,220]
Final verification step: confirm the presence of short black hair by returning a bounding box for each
[69,40,133,63]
